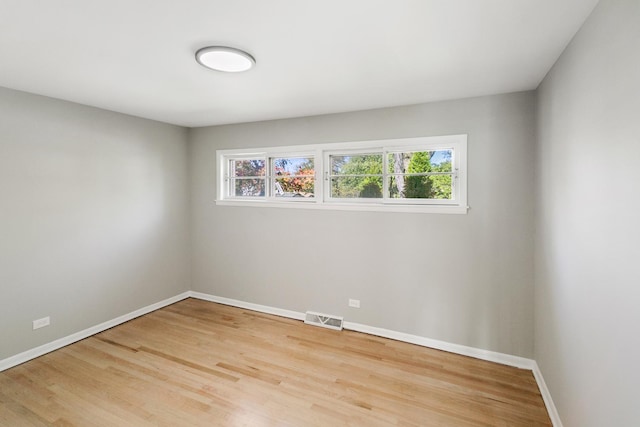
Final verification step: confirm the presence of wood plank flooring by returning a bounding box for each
[0,298,551,426]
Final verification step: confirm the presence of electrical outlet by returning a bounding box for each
[33,316,50,330]
[348,299,360,308]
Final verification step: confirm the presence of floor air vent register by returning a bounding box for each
[304,311,344,331]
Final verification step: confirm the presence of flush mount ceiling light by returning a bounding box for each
[195,46,255,73]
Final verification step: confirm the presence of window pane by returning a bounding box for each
[430,150,453,171]
[272,156,315,198]
[331,176,383,198]
[389,175,452,199]
[387,150,453,198]
[331,154,382,175]
[232,159,265,177]
[233,178,265,197]
[273,157,314,176]
[387,150,452,173]
[275,177,314,198]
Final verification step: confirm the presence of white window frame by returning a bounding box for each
[216,135,468,214]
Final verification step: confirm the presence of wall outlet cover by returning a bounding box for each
[33,317,50,330]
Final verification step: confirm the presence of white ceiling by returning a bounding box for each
[0,0,598,127]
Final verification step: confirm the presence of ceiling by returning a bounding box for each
[0,0,598,127]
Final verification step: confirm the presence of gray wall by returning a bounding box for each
[535,0,640,425]
[190,91,536,358]
[0,87,191,359]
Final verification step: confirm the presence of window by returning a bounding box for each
[217,135,467,213]
[328,152,383,199]
[386,149,454,202]
[272,156,315,198]
[228,157,266,197]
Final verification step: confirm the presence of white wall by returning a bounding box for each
[190,91,536,358]
[535,0,640,425]
[0,87,191,359]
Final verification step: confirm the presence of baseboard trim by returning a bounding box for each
[191,292,562,423]
[191,292,562,426]
[189,291,306,321]
[533,362,563,427]
[189,291,534,370]
[342,321,535,370]
[0,290,561,426]
[0,291,191,372]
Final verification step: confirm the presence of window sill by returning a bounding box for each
[215,199,469,214]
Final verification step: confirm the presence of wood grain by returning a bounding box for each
[0,298,551,426]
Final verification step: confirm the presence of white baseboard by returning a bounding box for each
[342,321,535,370]
[0,290,562,427]
[0,291,190,372]
[189,291,534,369]
[191,292,564,425]
[189,291,306,321]
[191,292,562,426]
[533,362,563,427]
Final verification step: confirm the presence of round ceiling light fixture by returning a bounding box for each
[195,46,255,73]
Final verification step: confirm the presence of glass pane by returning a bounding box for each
[233,178,265,197]
[232,159,265,177]
[387,150,453,173]
[331,176,383,198]
[275,177,314,198]
[430,150,453,171]
[330,154,382,175]
[272,157,315,198]
[389,175,452,199]
[273,157,314,176]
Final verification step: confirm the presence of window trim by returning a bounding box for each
[216,135,468,214]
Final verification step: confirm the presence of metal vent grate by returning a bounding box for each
[304,311,344,331]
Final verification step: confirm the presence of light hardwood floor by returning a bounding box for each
[0,298,551,426]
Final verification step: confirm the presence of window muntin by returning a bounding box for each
[217,135,467,213]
